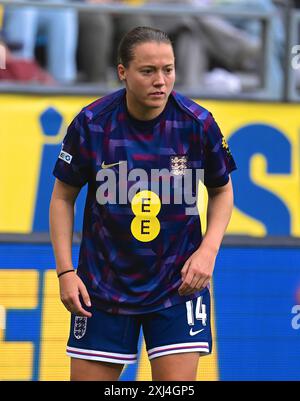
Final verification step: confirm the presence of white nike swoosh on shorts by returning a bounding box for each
[189,328,204,336]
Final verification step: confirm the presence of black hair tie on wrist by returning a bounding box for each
[57,269,75,278]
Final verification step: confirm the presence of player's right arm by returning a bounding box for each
[49,178,92,318]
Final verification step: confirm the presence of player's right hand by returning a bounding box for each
[58,272,92,318]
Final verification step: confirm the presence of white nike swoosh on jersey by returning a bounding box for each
[101,161,125,169]
[189,328,204,336]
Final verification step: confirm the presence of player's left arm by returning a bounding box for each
[178,176,234,296]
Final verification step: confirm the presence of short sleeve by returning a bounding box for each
[204,113,237,187]
[53,111,90,188]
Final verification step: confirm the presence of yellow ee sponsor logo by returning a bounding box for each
[130,190,161,242]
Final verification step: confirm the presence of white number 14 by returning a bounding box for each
[186,296,207,326]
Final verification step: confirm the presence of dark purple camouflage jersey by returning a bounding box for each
[53,89,236,314]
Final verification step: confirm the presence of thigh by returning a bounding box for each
[71,358,124,381]
[143,289,212,380]
[150,352,200,381]
[67,305,141,381]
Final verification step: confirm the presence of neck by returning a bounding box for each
[126,96,167,121]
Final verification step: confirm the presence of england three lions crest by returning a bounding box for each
[74,316,87,339]
[170,155,188,176]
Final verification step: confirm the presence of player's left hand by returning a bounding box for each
[178,245,216,296]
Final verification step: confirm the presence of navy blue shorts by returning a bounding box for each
[67,289,212,364]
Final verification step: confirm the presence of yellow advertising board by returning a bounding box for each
[0,95,299,236]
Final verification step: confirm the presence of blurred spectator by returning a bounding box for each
[147,0,285,96]
[0,38,55,84]
[3,0,78,84]
[110,0,257,91]
[77,0,151,83]
[204,0,285,97]
[82,0,200,86]
[76,0,268,93]
[77,0,113,83]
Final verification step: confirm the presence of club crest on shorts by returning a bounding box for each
[170,155,188,176]
[74,316,87,339]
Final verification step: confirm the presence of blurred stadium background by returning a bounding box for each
[0,0,300,381]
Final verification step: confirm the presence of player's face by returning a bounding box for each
[118,41,175,120]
